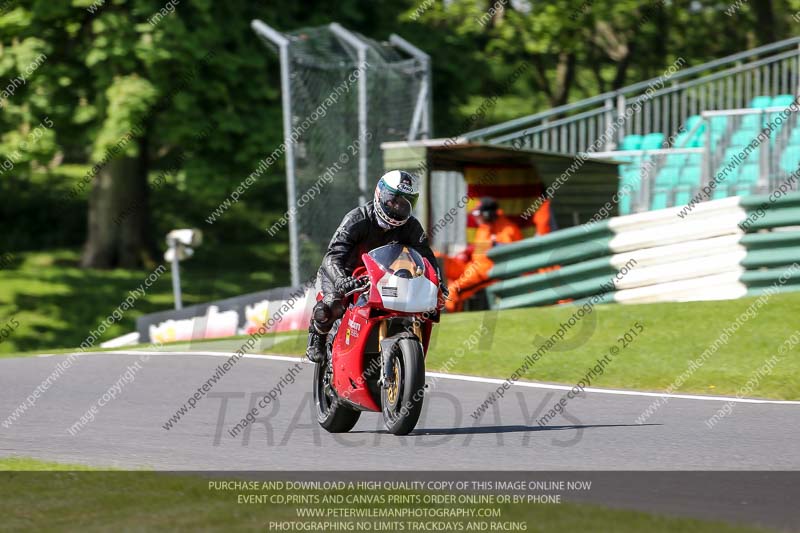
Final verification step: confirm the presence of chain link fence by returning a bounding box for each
[254,21,431,283]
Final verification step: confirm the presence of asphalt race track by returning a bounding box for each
[2,352,799,529]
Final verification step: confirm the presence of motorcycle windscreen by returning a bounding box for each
[367,244,425,275]
[367,244,438,312]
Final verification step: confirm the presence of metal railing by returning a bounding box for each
[466,37,800,155]
[701,107,797,194]
[585,106,800,213]
[587,147,704,213]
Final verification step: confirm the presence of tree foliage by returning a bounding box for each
[2,0,799,268]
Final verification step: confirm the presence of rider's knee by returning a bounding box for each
[312,296,344,334]
[312,301,333,332]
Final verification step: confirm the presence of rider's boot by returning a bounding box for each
[305,327,327,364]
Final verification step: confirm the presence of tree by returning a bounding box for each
[405,0,800,134]
[1,0,279,268]
[1,0,416,269]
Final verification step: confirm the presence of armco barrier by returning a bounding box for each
[486,192,800,309]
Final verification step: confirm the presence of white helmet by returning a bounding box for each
[374,170,419,228]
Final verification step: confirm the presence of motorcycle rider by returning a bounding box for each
[306,170,447,363]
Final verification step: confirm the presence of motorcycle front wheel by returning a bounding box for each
[381,338,425,436]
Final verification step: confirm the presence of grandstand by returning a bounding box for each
[465,37,800,216]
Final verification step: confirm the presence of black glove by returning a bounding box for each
[335,276,366,295]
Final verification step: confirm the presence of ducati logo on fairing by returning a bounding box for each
[347,318,360,341]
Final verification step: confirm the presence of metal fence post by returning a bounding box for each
[604,98,615,151]
[702,114,711,190]
[390,34,432,140]
[759,109,769,193]
[251,20,300,286]
[330,23,369,206]
[616,94,627,147]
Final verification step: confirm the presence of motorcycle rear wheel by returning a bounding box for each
[312,326,361,433]
[381,338,425,435]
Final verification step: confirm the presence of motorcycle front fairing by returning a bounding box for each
[330,305,381,412]
[362,244,439,314]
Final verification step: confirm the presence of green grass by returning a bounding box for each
[0,457,100,471]
[106,291,800,400]
[419,292,800,400]
[0,247,288,355]
[0,458,775,533]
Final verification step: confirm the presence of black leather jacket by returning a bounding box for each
[319,201,441,294]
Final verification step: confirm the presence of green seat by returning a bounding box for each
[619,135,643,151]
[684,115,702,131]
[663,153,686,167]
[779,145,800,173]
[641,133,665,150]
[730,130,757,147]
[789,129,800,144]
[749,96,772,109]
[651,188,669,210]
[722,147,739,161]
[770,94,796,108]
[685,153,702,166]
[741,113,764,129]
[620,165,639,177]
[655,167,680,187]
[709,116,728,132]
[621,175,641,192]
[619,193,633,215]
[735,184,754,197]
[723,146,760,165]
[673,131,692,148]
[679,167,701,186]
[712,187,728,200]
[674,186,692,206]
[716,155,741,183]
[737,163,759,184]
[692,130,720,148]
[766,107,789,136]
[683,115,710,147]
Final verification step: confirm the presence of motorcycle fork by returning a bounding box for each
[378,320,391,387]
[379,318,421,387]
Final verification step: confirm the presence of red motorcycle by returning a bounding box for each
[313,243,441,435]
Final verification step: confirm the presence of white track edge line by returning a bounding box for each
[43,349,800,406]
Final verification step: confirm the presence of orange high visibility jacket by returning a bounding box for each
[473,214,523,260]
[533,198,552,236]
